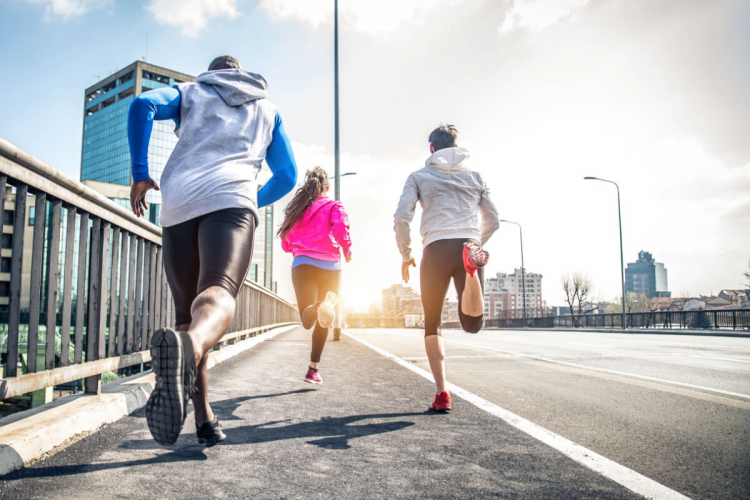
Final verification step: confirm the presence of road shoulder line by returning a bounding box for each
[345,330,690,500]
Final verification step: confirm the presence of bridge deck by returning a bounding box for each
[0,327,643,499]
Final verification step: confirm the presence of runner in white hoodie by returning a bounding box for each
[394,125,499,412]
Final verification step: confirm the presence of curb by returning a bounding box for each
[0,324,298,476]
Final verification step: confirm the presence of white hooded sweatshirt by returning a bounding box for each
[393,147,500,263]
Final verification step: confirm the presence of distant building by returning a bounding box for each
[80,61,195,226]
[719,289,750,309]
[625,251,670,298]
[484,289,511,319]
[382,284,421,313]
[485,269,543,318]
[247,200,274,290]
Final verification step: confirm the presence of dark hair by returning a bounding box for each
[277,167,329,240]
[428,125,458,151]
[208,55,243,71]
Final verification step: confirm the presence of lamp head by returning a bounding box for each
[584,176,597,180]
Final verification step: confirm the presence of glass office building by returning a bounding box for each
[80,61,195,225]
[625,251,670,298]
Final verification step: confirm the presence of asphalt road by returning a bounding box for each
[0,327,656,500]
[350,328,750,500]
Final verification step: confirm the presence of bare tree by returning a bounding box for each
[562,272,592,327]
[744,260,750,288]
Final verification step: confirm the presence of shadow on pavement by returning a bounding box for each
[4,394,428,480]
[226,411,426,450]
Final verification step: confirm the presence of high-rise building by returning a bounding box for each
[625,251,670,298]
[485,269,543,318]
[247,203,274,290]
[80,61,194,225]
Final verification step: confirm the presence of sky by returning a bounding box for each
[0,0,748,310]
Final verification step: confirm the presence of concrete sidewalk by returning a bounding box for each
[0,327,643,499]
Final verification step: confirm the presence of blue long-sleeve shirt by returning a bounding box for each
[127,86,297,208]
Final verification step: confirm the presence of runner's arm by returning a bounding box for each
[394,174,419,263]
[330,203,352,260]
[127,86,181,182]
[258,112,298,208]
[478,175,500,245]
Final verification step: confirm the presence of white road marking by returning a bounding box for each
[444,339,750,400]
[345,330,690,500]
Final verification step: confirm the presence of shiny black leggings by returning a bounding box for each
[162,208,256,326]
[291,265,341,363]
[421,238,484,337]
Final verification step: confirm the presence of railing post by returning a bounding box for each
[6,184,27,377]
[84,217,102,395]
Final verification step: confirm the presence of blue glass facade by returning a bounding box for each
[81,63,194,225]
[625,251,670,298]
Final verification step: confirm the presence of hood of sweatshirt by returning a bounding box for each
[425,147,470,170]
[301,195,336,225]
[195,69,268,106]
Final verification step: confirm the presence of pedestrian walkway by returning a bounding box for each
[0,327,641,499]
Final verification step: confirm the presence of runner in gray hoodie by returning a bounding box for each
[394,124,499,412]
[128,56,297,446]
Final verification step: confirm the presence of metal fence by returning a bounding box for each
[0,138,298,405]
[444,309,750,330]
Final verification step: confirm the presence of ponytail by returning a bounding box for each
[277,167,330,240]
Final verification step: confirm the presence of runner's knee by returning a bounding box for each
[460,314,483,334]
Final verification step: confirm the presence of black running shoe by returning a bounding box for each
[197,417,227,447]
[146,328,197,446]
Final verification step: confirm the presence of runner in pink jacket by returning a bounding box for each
[279,167,352,384]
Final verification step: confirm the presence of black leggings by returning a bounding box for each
[291,264,341,363]
[162,208,256,326]
[420,238,484,337]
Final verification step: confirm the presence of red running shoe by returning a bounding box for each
[431,391,452,412]
[463,240,489,277]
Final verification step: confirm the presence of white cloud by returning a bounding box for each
[25,0,111,20]
[499,0,590,33]
[258,0,463,33]
[146,0,239,36]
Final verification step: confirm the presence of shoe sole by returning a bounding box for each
[318,304,335,328]
[432,406,452,412]
[304,378,323,385]
[146,329,187,446]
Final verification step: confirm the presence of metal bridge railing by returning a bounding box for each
[0,138,297,405]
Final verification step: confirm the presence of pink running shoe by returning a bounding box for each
[304,367,323,384]
[462,240,489,277]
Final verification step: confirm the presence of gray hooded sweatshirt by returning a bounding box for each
[394,147,500,263]
[159,70,277,227]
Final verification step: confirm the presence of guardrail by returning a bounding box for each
[442,309,750,330]
[0,138,297,405]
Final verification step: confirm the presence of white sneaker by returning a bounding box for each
[317,291,339,328]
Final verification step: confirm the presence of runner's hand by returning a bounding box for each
[130,178,160,218]
[402,258,416,283]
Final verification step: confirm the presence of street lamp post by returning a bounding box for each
[584,176,626,329]
[332,172,357,341]
[498,220,526,327]
[334,0,340,202]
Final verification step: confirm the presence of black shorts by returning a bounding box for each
[162,207,256,326]
[420,238,484,337]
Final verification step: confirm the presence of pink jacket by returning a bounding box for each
[281,195,352,262]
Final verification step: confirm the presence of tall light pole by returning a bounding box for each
[334,0,340,202]
[331,172,356,341]
[584,177,626,329]
[499,220,526,326]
